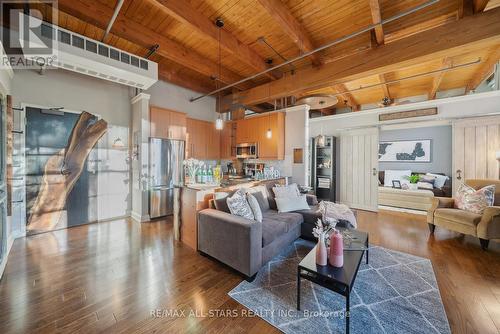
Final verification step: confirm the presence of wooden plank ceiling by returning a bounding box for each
[46,0,500,112]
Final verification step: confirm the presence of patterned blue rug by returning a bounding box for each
[229,239,450,334]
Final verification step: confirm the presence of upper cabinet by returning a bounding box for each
[220,121,236,159]
[186,118,221,160]
[235,112,285,160]
[150,106,187,140]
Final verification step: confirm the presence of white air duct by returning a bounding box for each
[15,17,158,89]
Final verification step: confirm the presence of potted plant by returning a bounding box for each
[406,174,420,190]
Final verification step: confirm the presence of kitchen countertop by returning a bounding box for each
[183,177,288,191]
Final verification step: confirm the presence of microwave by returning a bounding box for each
[236,143,258,159]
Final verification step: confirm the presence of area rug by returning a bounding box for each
[228,239,450,334]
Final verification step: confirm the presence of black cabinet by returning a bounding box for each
[311,136,336,201]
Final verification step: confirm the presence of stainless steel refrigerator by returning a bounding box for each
[149,138,185,218]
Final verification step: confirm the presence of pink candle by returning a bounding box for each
[329,230,344,267]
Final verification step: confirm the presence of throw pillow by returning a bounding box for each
[246,193,263,223]
[275,195,310,213]
[213,190,238,213]
[383,170,412,187]
[426,173,448,189]
[226,189,255,220]
[417,181,434,190]
[214,197,231,213]
[272,183,300,198]
[419,174,436,186]
[454,183,496,214]
[247,185,270,210]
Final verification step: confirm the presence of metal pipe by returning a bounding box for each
[102,0,125,42]
[190,0,440,102]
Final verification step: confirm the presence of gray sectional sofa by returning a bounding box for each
[197,184,339,278]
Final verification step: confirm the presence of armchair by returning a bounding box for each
[427,179,500,250]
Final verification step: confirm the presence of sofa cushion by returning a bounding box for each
[295,205,321,225]
[434,208,482,226]
[248,189,270,211]
[261,211,303,247]
[261,219,288,247]
[262,211,303,229]
[214,197,231,213]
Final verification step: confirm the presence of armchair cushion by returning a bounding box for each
[434,208,482,227]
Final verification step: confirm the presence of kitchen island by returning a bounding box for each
[176,177,287,250]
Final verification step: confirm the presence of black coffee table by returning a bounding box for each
[297,228,368,334]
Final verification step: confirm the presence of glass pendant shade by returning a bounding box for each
[266,128,272,139]
[215,118,223,130]
[316,134,326,148]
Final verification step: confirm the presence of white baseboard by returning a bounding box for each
[131,211,150,222]
[378,205,427,216]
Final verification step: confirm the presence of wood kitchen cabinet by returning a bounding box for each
[150,106,187,140]
[258,112,285,160]
[220,121,235,159]
[234,112,285,160]
[186,118,221,160]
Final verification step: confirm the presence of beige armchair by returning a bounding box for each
[427,179,500,250]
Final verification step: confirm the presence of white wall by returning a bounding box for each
[12,68,134,224]
[12,69,133,126]
[284,105,310,185]
[146,80,216,121]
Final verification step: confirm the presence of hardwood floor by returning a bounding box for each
[0,210,499,333]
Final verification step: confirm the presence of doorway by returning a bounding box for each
[339,127,379,211]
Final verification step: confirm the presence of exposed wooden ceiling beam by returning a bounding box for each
[333,84,359,111]
[378,74,391,99]
[459,0,474,18]
[224,7,500,107]
[429,58,452,100]
[368,0,384,45]
[158,68,214,94]
[58,0,253,90]
[148,0,281,80]
[466,48,500,92]
[473,0,490,13]
[255,0,322,66]
[384,11,458,44]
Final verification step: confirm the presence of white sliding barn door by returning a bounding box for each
[340,128,379,211]
[452,116,500,194]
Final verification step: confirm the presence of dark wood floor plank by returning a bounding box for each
[0,211,499,333]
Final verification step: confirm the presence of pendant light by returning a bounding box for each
[215,117,223,130]
[215,18,224,130]
[315,109,326,147]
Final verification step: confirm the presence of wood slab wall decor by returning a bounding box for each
[28,112,107,232]
[379,108,437,121]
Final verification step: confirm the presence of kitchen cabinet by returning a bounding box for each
[150,106,187,140]
[235,119,248,144]
[186,118,221,160]
[220,121,235,159]
[234,112,285,160]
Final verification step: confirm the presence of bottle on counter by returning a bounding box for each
[195,168,200,183]
[207,166,213,183]
[201,167,207,183]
